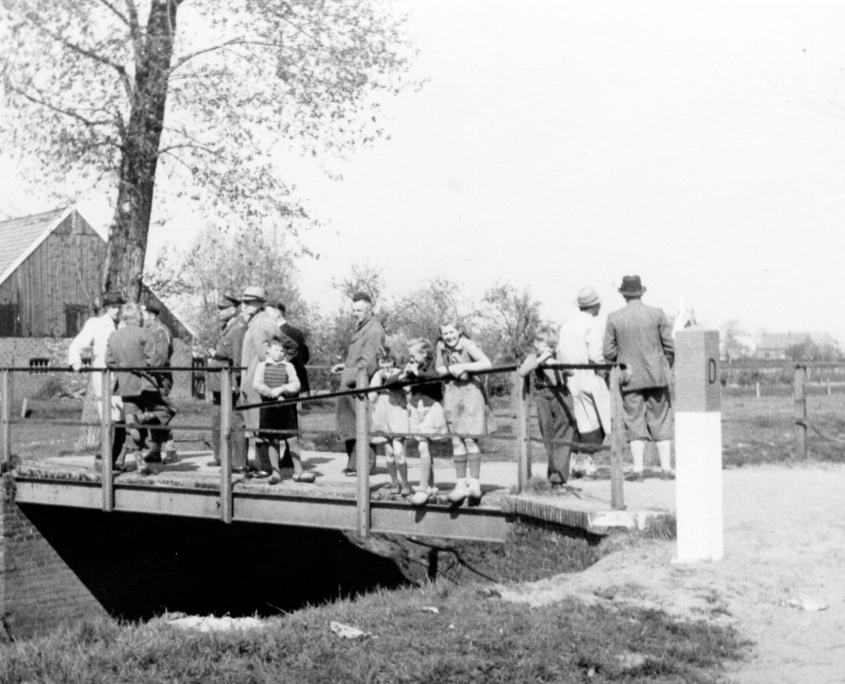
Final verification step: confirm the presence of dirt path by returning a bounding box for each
[498,464,845,683]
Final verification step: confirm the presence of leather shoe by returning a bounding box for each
[232,466,249,474]
[625,472,644,482]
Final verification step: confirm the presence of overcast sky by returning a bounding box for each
[3,1,845,342]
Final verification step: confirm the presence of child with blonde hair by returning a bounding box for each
[402,338,448,506]
[436,317,492,505]
[369,345,411,495]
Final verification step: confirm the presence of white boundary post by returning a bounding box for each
[675,329,723,562]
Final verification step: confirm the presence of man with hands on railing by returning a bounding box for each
[332,292,385,476]
[518,323,578,487]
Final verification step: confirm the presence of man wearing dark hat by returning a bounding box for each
[603,275,675,481]
[331,291,385,475]
[141,301,177,463]
[68,291,126,469]
[207,293,247,466]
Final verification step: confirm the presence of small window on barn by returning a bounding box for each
[0,303,20,337]
[65,304,90,338]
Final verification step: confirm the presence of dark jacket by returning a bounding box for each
[603,299,674,391]
[208,316,247,393]
[340,316,385,389]
[279,321,310,394]
[106,323,157,397]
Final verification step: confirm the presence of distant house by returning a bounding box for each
[0,207,192,340]
[0,208,194,395]
[753,332,838,361]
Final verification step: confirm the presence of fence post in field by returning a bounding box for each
[609,366,625,511]
[827,377,831,396]
[355,366,371,538]
[794,365,807,460]
[101,370,114,512]
[512,371,531,493]
[1,369,11,466]
[755,381,760,399]
[220,368,233,524]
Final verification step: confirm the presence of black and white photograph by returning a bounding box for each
[0,1,843,681]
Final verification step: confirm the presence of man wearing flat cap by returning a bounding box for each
[558,286,610,476]
[603,275,675,480]
[141,300,177,463]
[207,293,247,466]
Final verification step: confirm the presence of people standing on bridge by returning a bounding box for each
[603,275,675,481]
[265,299,308,469]
[68,291,126,470]
[240,286,279,476]
[369,345,410,495]
[518,323,578,486]
[331,292,385,476]
[141,302,177,464]
[207,293,246,467]
[436,318,493,506]
[252,338,315,484]
[558,286,610,477]
[106,303,165,476]
[404,338,448,506]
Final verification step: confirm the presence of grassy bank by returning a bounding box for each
[2,573,748,684]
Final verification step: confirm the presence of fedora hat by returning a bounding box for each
[240,286,266,303]
[618,275,646,297]
[102,292,125,307]
[576,286,601,308]
[217,293,239,309]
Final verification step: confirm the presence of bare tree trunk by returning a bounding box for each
[101,0,178,302]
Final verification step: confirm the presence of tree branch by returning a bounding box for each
[95,0,130,26]
[11,83,113,129]
[123,0,143,61]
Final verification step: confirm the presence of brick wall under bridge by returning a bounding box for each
[0,473,409,639]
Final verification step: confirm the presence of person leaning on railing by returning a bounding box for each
[105,302,170,476]
[206,293,246,467]
[141,302,178,464]
[518,322,578,487]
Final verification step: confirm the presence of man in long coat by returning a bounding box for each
[240,286,278,474]
[603,275,675,480]
[207,293,246,466]
[68,291,125,468]
[331,292,385,475]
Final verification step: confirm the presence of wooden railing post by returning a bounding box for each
[1,369,11,466]
[512,371,530,493]
[794,365,807,460]
[101,370,114,512]
[220,368,233,524]
[355,366,371,538]
[609,366,625,510]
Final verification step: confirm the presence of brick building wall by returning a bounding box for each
[0,475,108,639]
[0,337,196,400]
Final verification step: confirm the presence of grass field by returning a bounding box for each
[1,576,749,684]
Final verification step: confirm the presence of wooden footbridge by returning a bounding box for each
[1,365,673,543]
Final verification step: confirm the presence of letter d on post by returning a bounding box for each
[674,329,723,562]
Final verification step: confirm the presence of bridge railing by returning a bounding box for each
[0,361,628,537]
